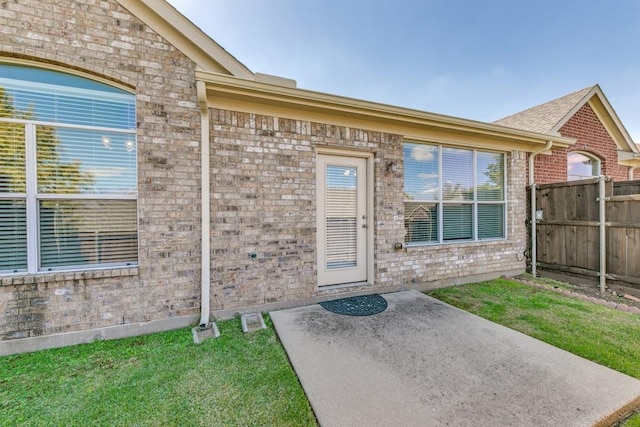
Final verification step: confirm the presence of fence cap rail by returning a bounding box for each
[536,177,610,190]
[610,194,640,202]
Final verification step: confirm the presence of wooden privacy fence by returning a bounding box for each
[530,178,640,287]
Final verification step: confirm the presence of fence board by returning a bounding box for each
[628,229,640,277]
[607,228,627,276]
[539,224,552,264]
[553,226,566,265]
[587,226,600,271]
[567,186,577,220]
[608,200,627,223]
[575,226,590,269]
[627,200,640,222]
[614,180,640,196]
[566,225,578,267]
[575,186,587,221]
[585,183,599,221]
[532,179,640,287]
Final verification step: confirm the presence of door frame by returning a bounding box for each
[316,147,374,288]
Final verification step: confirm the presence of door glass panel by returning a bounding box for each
[325,165,357,269]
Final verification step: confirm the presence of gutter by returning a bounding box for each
[197,80,211,328]
[529,141,553,277]
[196,70,575,150]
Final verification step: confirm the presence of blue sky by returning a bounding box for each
[167,0,640,143]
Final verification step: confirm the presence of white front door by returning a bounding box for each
[317,154,368,286]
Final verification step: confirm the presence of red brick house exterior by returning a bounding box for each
[495,86,640,184]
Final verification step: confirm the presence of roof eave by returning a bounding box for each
[588,86,638,153]
[197,70,575,150]
[618,152,640,167]
[116,0,254,78]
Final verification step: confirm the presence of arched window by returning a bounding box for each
[0,63,137,274]
[567,151,600,181]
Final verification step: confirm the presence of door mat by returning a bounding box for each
[319,294,388,316]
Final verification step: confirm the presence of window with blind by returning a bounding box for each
[404,142,506,244]
[0,63,137,274]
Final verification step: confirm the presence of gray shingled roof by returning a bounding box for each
[494,86,595,133]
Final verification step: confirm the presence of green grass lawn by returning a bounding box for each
[3,279,639,426]
[623,413,640,427]
[427,278,640,425]
[0,316,317,427]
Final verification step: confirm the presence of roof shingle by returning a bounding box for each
[493,86,595,133]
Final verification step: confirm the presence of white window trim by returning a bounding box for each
[404,142,508,246]
[25,123,39,273]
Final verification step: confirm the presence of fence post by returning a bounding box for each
[598,176,606,294]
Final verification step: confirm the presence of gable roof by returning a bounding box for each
[116,0,253,78]
[494,86,593,134]
[494,85,638,154]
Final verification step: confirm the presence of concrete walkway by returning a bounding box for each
[271,291,640,427]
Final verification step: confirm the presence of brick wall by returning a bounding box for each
[0,0,201,340]
[533,103,631,184]
[0,0,532,345]
[210,109,527,310]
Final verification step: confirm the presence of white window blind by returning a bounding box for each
[404,142,506,244]
[442,147,473,201]
[325,166,358,269]
[39,200,137,270]
[0,64,137,274]
[443,204,473,241]
[37,127,136,194]
[0,200,27,273]
[0,76,135,130]
[477,151,505,239]
[478,204,505,239]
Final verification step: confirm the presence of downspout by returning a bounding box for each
[529,140,553,277]
[197,80,211,328]
[629,166,640,181]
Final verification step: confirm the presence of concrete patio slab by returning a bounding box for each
[271,290,640,427]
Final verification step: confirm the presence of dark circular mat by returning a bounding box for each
[319,294,388,316]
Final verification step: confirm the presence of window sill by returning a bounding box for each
[0,266,139,286]
[402,238,508,250]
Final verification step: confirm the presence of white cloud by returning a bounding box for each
[418,173,438,179]
[420,187,438,196]
[411,145,436,162]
